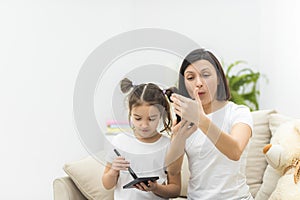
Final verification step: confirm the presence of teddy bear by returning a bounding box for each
[263,120,300,200]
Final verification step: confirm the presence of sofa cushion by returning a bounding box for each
[268,113,293,136]
[255,113,293,200]
[63,156,114,200]
[53,177,87,200]
[246,109,276,198]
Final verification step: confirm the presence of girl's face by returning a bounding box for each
[184,59,219,107]
[131,104,161,141]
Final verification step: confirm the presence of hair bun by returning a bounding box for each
[165,87,178,102]
[120,78,134,93]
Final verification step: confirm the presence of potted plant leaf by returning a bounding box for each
[224,61,261,111]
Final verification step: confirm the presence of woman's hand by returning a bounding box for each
[172,119,197,140]
[171,88,205,125]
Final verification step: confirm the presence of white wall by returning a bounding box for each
[128,0,260,65]
[259,0,300,118]
[8,0,300,199]
[0,1,132,199]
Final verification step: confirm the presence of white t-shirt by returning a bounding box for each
[185,102,253,200]
[105,132,170,200]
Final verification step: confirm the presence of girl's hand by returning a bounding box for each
[109,157,130,177]
[134,180,158,192]
[171,88,205,125]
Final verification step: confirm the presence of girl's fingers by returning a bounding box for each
[112,165,127,171]
[115,157,130,164]
[139,182,149,190]
[147,180,156,189]
[134,184,144,191]
[148,181,153,187]
[112,157,130,170]
[115,160,130,165]
[133,184,144,191]
[114,162,129,168]
[114,161,130,168]
[135,181,157,193]
[135,183,147,191]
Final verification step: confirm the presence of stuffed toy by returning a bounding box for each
[263,120,300,200]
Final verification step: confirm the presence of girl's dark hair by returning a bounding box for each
[178,48,230,100]
[120,78,172,133]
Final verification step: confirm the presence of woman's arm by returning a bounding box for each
[199,116,252,161]
[171,89,252,161]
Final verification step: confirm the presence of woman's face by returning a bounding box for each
[131,104,161,139]
[184,59,219,107]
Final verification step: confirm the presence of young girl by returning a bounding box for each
[102,78,194,200]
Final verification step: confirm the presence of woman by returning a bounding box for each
[166,49,253,199]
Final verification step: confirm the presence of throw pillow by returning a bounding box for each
[63,156,114,200]
[246,109,276,198]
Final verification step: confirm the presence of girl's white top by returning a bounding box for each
[106,132,170,200]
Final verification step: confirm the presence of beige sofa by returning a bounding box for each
[53,110,295,200]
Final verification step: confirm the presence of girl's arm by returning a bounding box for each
[135,157,182,198]
[152,168,182,198]
[134,121,197,197]
[165,120,197,175]
[102,163,119,189]
[102,156,130,189]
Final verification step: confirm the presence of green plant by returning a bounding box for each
[224,61,260,111]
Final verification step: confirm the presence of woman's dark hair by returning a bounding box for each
[120,78,172,133]
[178,48,230,100]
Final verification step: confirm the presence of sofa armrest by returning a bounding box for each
[53,177,87,200]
